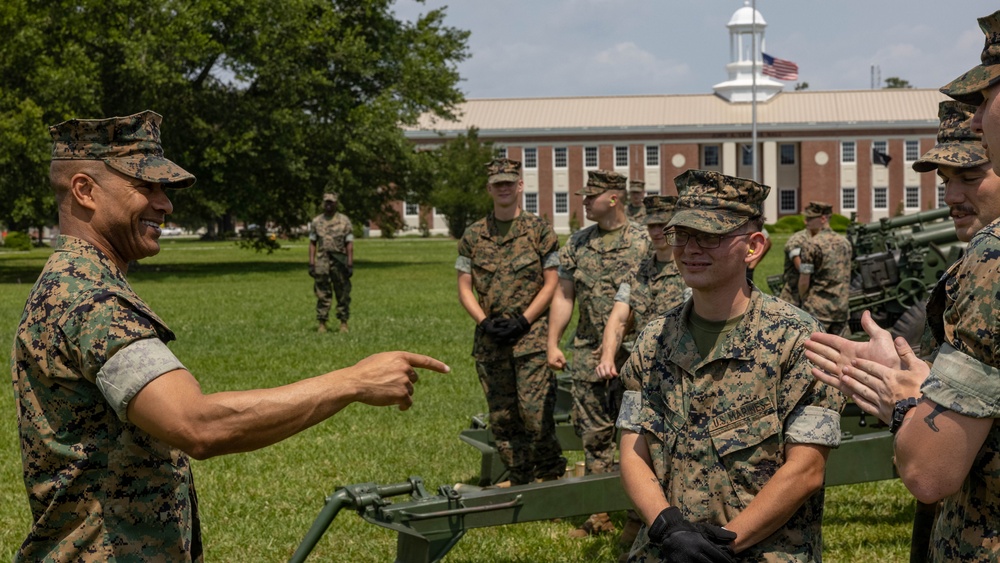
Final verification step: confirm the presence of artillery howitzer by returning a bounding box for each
[769,206,963,348]
[290,377,897,562]
[845,206,963,347]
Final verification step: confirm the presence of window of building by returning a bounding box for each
[779,188,797,213]
[554,192,568,214]
[842,141,856,163]
[873,140,887,156]
[646,145,659,167]
[905,186,920,210]
[703,145,720,167]
[584,146,598,168]
[873,186,888,210]
[615,146,629,167]
[523,148,537,169]
[741,144,754,166]
[780,144,796,165]
[841,187,857,211]
[554,147,567,168]
[404,202,419,216]
[937,183,947,208]
[524,192,538,213]
[905,140,920,162]
[494,146,507,159]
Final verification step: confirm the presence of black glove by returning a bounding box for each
[308,264,316,278]
[477,317,502,339]
[492,314,531,345]
[347,264,354,277]
[648,507,736,563]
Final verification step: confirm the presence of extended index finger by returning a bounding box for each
[400,352,451,374]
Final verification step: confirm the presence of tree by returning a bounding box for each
[883,77,913,89]
[794,82,809,91]
[428,128,496,239]
[0,0,469,243]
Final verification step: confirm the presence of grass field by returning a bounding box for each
[0,234,915,561]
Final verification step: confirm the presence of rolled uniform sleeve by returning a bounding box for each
[542,250,560,269]
[922,343,1000,418]
[455,255,472,274]
[617,390,643,433]
[785,405,841,447]
[98,338,186,421]
[615,281,632,305]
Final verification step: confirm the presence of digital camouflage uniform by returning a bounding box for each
[919,218,1000,561]
[617,290,844,562]
[559,195,650,474]
[310,209,354,323]
[799,226,852,333]
[626,179,647,224]
[778,228,809,306]
[11,111,201,561]
[614,257,687,338]
[614,195,689,361]
[926,28,1000,557]
[13,237,200,562]
[456,206,565,483]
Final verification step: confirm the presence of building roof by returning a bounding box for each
[405,89,950,140]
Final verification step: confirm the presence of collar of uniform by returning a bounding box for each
[637,254,676,281]
[55,234,128,283]
[485,212,523,241]
[668,287,761,372]
[584,221,640,252]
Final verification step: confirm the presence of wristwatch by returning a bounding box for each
[889,397,919,434]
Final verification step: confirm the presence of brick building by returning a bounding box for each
[400,4,947,235]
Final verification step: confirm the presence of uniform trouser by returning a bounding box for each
[475,352,565,484]
[314,259,351,322]
[571,345,627,475]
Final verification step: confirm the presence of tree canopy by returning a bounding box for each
[427,128,495,239]
[883,77,912,89]
[0,0,469,239]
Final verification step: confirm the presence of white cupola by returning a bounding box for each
[713,1,784,103]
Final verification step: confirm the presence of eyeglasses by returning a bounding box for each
[665,229,750,249]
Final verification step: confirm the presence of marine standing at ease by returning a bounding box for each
[11,110,448,562]
[617,170,844,561]
[796,202,852,335]
[626,179,647,223]
[547,169,650,537]
[309,192,354,333]
[456,158,566,486]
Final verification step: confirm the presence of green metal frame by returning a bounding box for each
[290,405,897,563]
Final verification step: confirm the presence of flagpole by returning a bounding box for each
[751,0,759,183]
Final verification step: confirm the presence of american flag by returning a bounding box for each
[762,53,799,81]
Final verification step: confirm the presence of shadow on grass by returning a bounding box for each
[0,266,45,284]
[0,259,445,285]
[128,260,308,279]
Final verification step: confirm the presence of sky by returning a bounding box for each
[393,0,995,99]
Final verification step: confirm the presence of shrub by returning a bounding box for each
[769,215,805,234]
[830,213,851,233]
[4,231,32,251]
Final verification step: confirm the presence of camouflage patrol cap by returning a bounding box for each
[667,170,769,234]
[912,101,988,173]
[577,169,627,196]
[323,193,338,203]
[941,9,1000,105]
[803,201,833,218]
[49,110,195,188]
[485,158,522,184]
[642,195,677,225]
[628,179,646,193]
